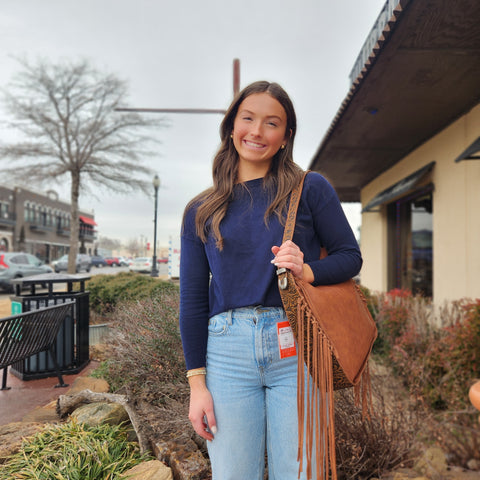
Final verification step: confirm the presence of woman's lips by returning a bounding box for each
[243,140,265,149]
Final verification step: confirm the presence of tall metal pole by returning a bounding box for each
[233,58,240,97]
[151,175,160,277]
[115,59,240,115]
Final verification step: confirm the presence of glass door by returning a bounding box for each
[387,186,433,297]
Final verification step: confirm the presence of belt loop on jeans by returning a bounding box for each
[226,309,233,326]
[254,306,270,314]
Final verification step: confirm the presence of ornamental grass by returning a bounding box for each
[0,419,152,480]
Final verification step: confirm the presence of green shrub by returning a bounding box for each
[420,299,480,410]
[375,292,480,411]
[373,288,414,358]
[0,420,151,479]
[86,272,178,315]
[90,360,125,393]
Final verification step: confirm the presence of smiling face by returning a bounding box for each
[232,92,289,179]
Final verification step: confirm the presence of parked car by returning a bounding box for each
[105,256,121,267]
[54,254,91,273]
[90,255,108,268]
[0,252,53,292]
[118,256,130,267]
[129,257,153,273]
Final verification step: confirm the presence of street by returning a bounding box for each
[0,263,169,300]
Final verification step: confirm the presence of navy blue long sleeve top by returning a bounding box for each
[179,172,362,370]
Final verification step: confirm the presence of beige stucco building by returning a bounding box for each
[361,104,480,302]
[310,0,480,303]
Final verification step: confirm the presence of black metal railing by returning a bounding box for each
[0,212,16,227]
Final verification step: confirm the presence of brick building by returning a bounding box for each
[0,185,96,263]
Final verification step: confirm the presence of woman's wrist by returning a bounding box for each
[186,367,206,378]
[302,263,314,283]
[187,368,207,388]
[187,368,208,389]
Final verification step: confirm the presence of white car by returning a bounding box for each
[129,257,152,273]
[118,256,130,267]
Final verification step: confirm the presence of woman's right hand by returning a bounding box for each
[188,375,217,441]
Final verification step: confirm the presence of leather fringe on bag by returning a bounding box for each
[276,172,377,480]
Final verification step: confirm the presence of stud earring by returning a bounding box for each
[281,144,285,149]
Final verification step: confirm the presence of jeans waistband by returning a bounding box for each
[221,306,285,323]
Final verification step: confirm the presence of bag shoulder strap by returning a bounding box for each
[282,170,309,243]
[277,171,309,290]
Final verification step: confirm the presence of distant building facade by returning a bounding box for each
[0,185,96,263]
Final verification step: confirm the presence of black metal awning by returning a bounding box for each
[454,137,480,162]
[362,161,435,212]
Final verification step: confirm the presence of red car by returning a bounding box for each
[104,256,120,267]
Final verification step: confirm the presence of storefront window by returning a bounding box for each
[387,186,433,297]
[0,202,9,218]
[40,209,47,226]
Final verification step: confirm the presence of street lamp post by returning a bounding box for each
[151,174,160,277]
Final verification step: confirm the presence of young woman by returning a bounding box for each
[180,81,362,480]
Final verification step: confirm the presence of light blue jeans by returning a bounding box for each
[206,306,311,480]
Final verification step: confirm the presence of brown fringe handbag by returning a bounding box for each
[276,172,377,480]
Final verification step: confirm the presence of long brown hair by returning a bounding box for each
[185,80,303,249]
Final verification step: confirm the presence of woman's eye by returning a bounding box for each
[267,122,278,127]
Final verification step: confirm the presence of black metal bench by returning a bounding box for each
[0,302,74,390]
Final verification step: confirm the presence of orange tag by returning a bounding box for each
[277,321,297,359]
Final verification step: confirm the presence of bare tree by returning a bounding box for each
[124,237,143,258]
[0,57,166,273]
[97,236,122,254]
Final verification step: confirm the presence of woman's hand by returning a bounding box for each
[188,375,217,441]
[271,240,314,283]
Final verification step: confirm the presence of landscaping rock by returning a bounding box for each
[120,459,173,480]
[394,474,428,480]
[22,399,61,423]
[377,467,425,479]
[67,376,109,395]
[0,422,44,463]
[71,401,129,427]
[154,439,210,480]
[446,466,480,479]
[466,458,480,471]
[414,447,448,479]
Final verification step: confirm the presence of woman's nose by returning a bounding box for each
[250,121,263,137]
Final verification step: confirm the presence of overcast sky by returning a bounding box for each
[1,0,387,248]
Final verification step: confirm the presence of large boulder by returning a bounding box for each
[71,401,130,427]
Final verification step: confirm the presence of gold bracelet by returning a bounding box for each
[186,368,206,378]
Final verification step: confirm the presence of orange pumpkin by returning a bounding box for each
[468,381,480,411]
